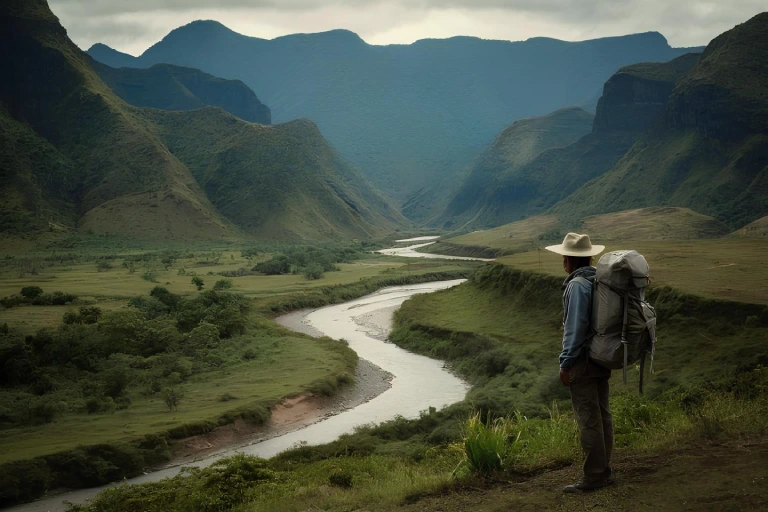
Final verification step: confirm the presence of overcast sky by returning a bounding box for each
[49,0,766,56]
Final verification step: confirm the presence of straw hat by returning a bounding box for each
[544,233,605,257]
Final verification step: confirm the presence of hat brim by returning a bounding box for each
[544,244,605,257]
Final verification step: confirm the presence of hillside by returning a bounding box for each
[439,54,700,230]
[0,0,235,240]
[552,13,768,228]
[144,109,405,240]
[734,216,768,237]
[92,62,271,124]
[87,23,702,208]
[0,0,404,241]
[431,107,593,229]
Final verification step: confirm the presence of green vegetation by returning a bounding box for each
[0,238,480,506]
[439,107,594,230]
[1,0,405,242]
[88,17,698,211]
[93,62,271,124]
[550,14,768,228]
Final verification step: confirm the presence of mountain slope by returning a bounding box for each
[552,13,768,228]
[0,0,235,240]
[0,0,405,241]
[87,23,702,207]
[436,107,594,229]
[92,62,271,124]
[143,109,405,240]
[439,53,700,230]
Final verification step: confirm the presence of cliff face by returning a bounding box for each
[667,15,768,140]
[594,53,700,133]
[551,14,768,228]
[93,63,271,124]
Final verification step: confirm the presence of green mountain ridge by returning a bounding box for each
[551,13,768,228]
[0,0,405,241]
[87,21,702,209]
[438,52,701,230]
[436,107,594,230]
[91,62,271,124]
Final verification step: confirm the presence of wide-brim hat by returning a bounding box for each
[544,232,604,257]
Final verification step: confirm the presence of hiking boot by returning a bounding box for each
[563,478,614,493]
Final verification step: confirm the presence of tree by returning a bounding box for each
[191,277,204,291]
[163,388,183,411]
[20,286,43,299]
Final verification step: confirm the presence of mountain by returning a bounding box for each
[92,62,271,124]
[434,107,594,229]
[0,0,405,241]
[438,53,700,230]
[552,13,768,228]
[87,23,702,208]
[141,110,404,240]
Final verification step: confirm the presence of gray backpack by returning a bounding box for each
[588,250,657,393]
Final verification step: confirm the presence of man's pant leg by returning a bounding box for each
[597,374,613,472]
[570,363,610,481]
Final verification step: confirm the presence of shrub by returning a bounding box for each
[213,279,233,291]
[20,286,43,299]
[163,388,183,411]
[191,277,204,291]
[96,261,112,272]
[303,263,325,280]
[141,271,158,283]
[329,470,353,488]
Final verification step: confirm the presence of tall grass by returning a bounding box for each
[459,404,578,476]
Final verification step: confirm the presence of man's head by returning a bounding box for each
[543,232,604,274]
[563,255,593,274]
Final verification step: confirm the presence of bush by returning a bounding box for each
[329,470,354,488]
[163,388,183,411]
[141,271,158,283]
[20,286,43,299]
[212,279,233,291]
[191,277,204,291]
[96,261,112,272]
[63,306,102,325]
[303,263,325,280]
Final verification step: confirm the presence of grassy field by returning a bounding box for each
[0,249,472,333]
[0,326,348,464]
[495,238,768,304]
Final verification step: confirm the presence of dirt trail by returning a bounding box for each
[402,438,768,511]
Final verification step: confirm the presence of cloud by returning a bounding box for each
[48,0,766,56]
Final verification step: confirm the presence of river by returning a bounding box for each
[10,280,469,512]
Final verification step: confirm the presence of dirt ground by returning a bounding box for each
[402,438,768,512]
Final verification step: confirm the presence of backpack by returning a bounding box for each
[588,250,657,393]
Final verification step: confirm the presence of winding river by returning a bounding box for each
[10,280,469,512]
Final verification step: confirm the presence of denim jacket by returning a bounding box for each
[560,266,595,370]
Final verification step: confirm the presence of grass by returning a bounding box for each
[0,249,476,332]
[0,325,350,464]
[495,238,768,304]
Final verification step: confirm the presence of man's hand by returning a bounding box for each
[559,368,571,387]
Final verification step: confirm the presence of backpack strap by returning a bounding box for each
[639,351,647,394]
[621,292,629,385]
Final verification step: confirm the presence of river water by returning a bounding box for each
[10,280,469,512]
[376,241,493,261]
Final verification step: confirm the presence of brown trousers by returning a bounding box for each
[569,358,613,481]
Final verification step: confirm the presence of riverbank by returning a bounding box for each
[7,280,469,512]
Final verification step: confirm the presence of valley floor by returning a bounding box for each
[401,437,768,512]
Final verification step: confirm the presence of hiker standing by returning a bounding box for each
[545,233,614,493]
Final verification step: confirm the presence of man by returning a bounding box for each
[545,232,614,493]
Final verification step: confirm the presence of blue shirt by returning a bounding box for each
[560,266,595,370]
